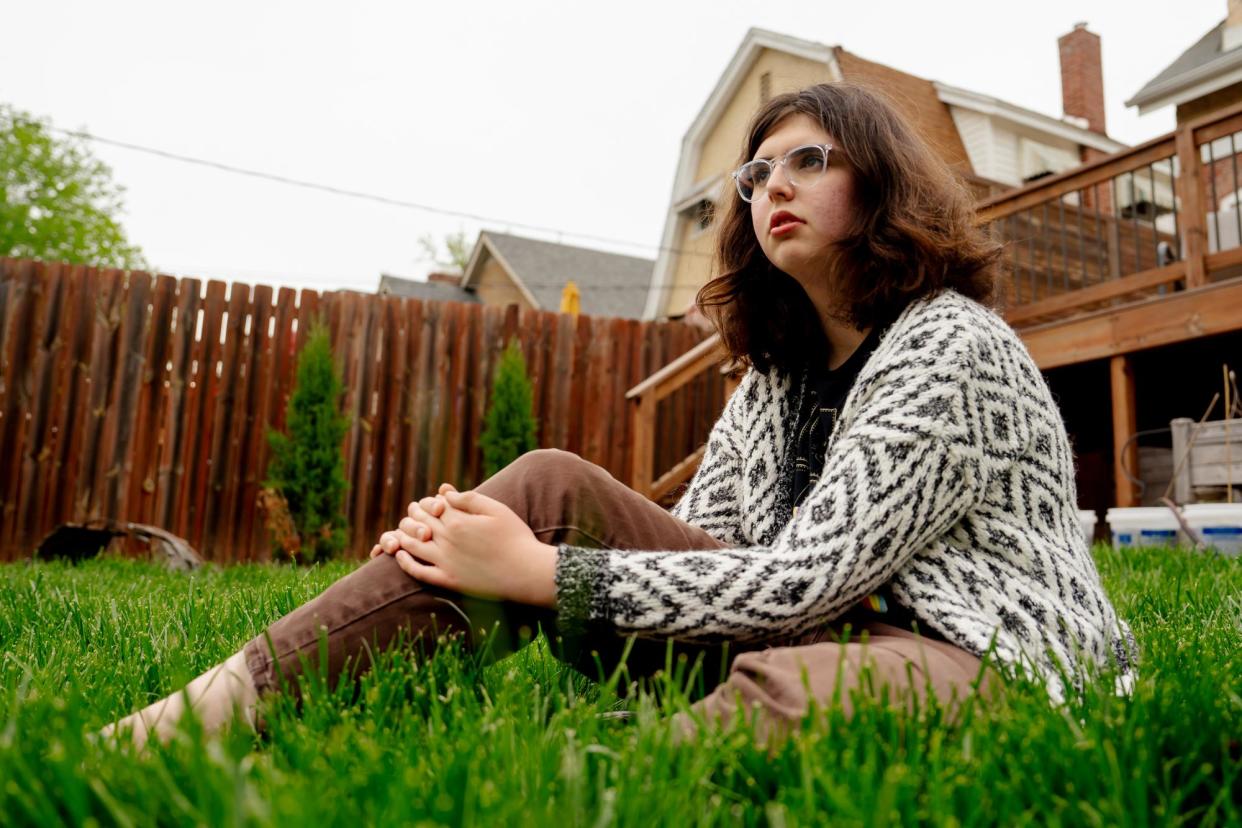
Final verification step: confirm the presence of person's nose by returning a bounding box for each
[765,163,796,202]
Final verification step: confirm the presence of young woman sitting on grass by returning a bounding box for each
[104,82,1135,749]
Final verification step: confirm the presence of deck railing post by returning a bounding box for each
[629,392,656,498]
[1175,125,1208,288]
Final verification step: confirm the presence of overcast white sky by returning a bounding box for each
[0,0,1227,293]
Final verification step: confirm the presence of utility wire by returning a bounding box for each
[28,118,715,262]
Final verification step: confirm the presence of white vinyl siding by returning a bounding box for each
[1018,137,1080,181]
[951,105,1086,187]
[949,107,994,179]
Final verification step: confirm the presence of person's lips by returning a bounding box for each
[769,211,804,236]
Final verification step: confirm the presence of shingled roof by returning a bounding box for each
[464,231,654,320]
[1127,21,1242,111]
[834,47,974,172]
[377,274,479,303]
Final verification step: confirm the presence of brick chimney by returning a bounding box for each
[1223,0,1242,52]
[1058,22,1107,135]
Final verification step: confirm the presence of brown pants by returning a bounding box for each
[243,449,988,744]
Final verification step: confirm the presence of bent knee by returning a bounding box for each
[508,448,594,478]
[480,449,618,517]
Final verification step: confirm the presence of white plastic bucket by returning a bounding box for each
[1077,509,1098,545]
[1182,503,1242,556]
[1105,507,1181,549]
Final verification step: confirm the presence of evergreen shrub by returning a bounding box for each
[265,321,350,563]
[479,339,539,478]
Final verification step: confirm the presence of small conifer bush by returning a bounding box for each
[479,339,539,478]
[265,321,350,563]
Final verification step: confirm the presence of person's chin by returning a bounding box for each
[768,244,812,276]
[772,251,830,291]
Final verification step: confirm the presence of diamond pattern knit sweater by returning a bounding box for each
[554,290,1135,693]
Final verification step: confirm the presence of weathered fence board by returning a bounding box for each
[0,259,718,561]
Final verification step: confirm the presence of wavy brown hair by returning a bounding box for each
[697,82,1000,374]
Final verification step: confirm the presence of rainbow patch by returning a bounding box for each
[861,593,888,613]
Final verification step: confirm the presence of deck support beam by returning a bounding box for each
[1111,354,1139,508]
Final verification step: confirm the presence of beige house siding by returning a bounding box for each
[663,49,830,317]
[693,49,831,185]
[472,255,534,310]
[665,214,717,317]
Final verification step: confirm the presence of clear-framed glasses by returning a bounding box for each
[731,143,833,203]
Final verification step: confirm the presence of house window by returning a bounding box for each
[693,199,714,233]
[760,72,772,104]
[1018,137,1078,184]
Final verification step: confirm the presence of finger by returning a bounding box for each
[394,529,446,566]
[419,495,446,518]
[380,531,402,555]
[369,543,383,559]
[394,549,453,590]
[437,482,458,496]
[398,516,431,541]
[409,502,446,535]
[442,488,487,514]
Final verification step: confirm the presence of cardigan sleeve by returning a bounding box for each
[554,330,991,641]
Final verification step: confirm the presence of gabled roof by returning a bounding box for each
[833,47,973,170]
[1126,21,1242,113]
[462,231,654,319]
[642,29,838,319]
[674,29,838,187]
[378,274,480,303]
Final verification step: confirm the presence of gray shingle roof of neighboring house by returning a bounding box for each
[1128,21,1239,108]
[377,274,480,303]
[472,231,655,320]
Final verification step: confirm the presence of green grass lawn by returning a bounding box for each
[0,545,1238,827]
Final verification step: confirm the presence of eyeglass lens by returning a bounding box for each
[735,145,828,202]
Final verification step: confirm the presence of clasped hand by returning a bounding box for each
[369,484,558,609]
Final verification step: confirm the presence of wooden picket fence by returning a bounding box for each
[0,259,724,562]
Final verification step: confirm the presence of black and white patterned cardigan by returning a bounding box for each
[555,289,1135,695]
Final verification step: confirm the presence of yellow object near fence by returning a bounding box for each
[559,280,580,316]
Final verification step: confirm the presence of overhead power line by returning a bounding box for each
[24,118,713,261]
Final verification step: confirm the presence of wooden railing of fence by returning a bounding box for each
[624,333,739,501]
[0,259,718,562]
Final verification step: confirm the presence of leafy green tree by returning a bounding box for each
[0,105,145,268]
[479,339,538,478]
[266,322,350,563]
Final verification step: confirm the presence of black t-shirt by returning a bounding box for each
[790,323,887,513]
[788,317,942,639]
